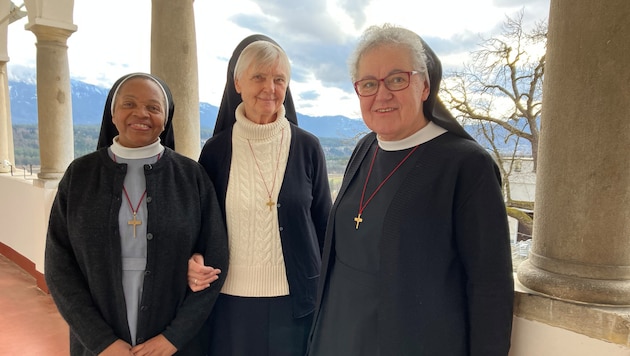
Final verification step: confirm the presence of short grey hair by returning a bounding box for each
[234,40,291,82]
[348,23,429,87]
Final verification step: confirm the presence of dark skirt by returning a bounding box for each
[206,294,312,356]
[308,257,379,356]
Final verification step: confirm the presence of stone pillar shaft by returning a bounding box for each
[29,24,75,180]
[0,1,14,173]
[518,0,630,305]
[0,61,14,172]
[151,0,200,159]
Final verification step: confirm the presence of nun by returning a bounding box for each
[45,72,228,355]
[188,35,332,356]
[307,24,514,356]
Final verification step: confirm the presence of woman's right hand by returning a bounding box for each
[188,253,221,292]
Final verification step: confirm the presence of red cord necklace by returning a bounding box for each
[354,144,420,230]
[113,152,160,237]
[123,188,146,238]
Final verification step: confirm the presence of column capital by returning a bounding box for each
[26,23,75,43]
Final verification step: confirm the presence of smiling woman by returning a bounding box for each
[191,35,332,356]
[233,41,291,125]
[97,73,175,150]
[110,76,169,148]
[307,24,513,356]
[44,72,229,355]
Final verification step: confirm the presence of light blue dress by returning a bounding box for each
[110,150,159,345]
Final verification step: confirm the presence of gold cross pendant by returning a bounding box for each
[128,213,142,238]
[354,213,363,230]
[266,198,275,211]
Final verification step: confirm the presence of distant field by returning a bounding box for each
[11,124,354,174]
[328,173,344,199]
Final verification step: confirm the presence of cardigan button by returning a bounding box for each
[146,233,153,240]
[279,227,284,232]
[146,196,152,203]
[276,203,281,208]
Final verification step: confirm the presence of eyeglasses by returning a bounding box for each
[353,71,419,97]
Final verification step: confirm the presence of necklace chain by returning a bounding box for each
[122,188,146,238]
[247,128,285,211]
[354,143,420,230]
[112,153,160,237]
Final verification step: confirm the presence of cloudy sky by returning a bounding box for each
[6,0,550,119]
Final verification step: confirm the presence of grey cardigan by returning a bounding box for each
[45,148,229,355]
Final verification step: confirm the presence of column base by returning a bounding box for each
[33,176,61,189]
[518,259,630,306]
[514,281,630,348]
[37,172,64,181]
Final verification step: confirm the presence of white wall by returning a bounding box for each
[510,317,630,356]
[0,173,56,273]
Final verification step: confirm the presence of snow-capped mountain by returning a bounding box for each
[7,65,369,139]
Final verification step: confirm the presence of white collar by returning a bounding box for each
[377,121,447,151]
[110,136,165,159]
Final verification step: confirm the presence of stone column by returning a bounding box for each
[27,24,75,180]
[0,1,14,173]
[0,61,14,173]
[151,0,200,159]
[518,0,630,305]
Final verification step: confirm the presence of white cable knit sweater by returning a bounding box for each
[221,104,292,297]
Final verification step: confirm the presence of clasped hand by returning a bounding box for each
[99,335,177,356]
[188,253,221,292]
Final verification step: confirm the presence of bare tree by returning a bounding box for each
[440,10,546,229]
[442,10,545,170]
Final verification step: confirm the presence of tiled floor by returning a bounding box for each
[0,254,69,355]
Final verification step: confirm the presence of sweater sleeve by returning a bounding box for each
[44,168,121,354]
[452,148,514,356]
[309,137,333,254]
[159,166,229,350]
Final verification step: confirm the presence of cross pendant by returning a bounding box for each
[266,198,275,211]
[128,213,142,238]
[354,213,363,230]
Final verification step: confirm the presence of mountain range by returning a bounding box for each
[7,65,532,156]
[7,67,369,141]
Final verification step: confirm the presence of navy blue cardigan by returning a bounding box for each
[199,123,332,317]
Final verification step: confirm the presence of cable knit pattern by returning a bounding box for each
[222,104,292,297]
